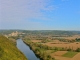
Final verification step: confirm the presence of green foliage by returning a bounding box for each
[0,35,27,60]
[24,40,55,60]
[54,47,58,51]
[76,38,80,42]
[9,36,20,40]
[76,48,80,52]
[67,48,72,51]
[0,47,4,57]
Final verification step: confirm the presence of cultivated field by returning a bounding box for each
[18,30,80,60]
[44,41,80,50]
[30,35,80,60]
[51,51,80,60]
[31,39,80,50]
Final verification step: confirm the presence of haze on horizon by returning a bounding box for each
[0,0,80,30]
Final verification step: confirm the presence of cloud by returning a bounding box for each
[0,0,58,29]
[1,0,56,22]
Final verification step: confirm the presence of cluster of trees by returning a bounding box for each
[56,47,80,52]
[58,38,76,43]
[34,48,55,60]
[59,38,80,43]
[23,38,80,60]
[24,40,55,60]
[41,40,52,43]
[76,38,80,42]
[76,48,80,52]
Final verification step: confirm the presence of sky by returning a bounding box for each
[0,0,80,30]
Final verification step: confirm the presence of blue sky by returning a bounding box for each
[0,0,80,30]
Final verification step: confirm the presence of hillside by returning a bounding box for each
[0,35,27,60]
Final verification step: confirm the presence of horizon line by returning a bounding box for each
[0,29,80,31]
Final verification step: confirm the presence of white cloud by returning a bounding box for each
[1,0,56,22]
[0,0,57,29]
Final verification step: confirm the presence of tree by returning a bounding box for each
[76,48,80,52]
[54,47,58,51]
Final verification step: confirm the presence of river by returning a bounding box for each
[16,39,40,60]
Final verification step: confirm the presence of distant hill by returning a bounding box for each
[21,30,80,36]
[0,30,80,36]
[0,35,27,60]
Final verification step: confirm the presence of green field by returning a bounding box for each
[63,51,78,58]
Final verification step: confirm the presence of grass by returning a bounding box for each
[63,51,78,58]
[0,35,27,60]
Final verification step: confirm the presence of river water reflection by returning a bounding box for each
[17,39,40,60]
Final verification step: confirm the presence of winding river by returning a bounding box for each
[16,39,40,60]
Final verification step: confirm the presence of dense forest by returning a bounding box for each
[0,35,27,60]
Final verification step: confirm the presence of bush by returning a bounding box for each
[76,48,80,52]
[0,47,4,57]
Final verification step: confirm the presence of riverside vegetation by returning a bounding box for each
[1,30,80,60]
[23,39,55,60]
[23,38,80,60]
[21,30,80,60]
[0,35,27,60]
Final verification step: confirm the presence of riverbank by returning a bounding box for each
[23,39,80,60]
[23,41,42,60]
[17,39,40,60]
[23,39,55,60]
